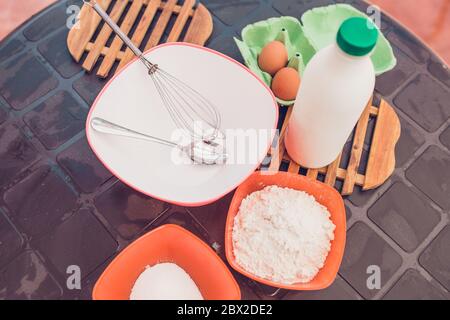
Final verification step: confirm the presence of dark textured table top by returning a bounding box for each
[0,0,449,300]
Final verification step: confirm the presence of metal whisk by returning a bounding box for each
[83,0,223,143]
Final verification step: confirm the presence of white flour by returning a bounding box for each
[232,185,335,284]
[130,263,203,300]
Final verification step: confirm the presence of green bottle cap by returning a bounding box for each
[336,17,379,56]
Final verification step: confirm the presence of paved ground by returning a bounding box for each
[0,0,449,300]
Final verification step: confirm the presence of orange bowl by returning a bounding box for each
[225,171,346,290]
[93,224,241,300]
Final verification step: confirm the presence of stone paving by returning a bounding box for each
[0,0,449,300]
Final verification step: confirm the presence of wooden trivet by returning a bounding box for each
[67,0,213,78]
[267,98,401,195]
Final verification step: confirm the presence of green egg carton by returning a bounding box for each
[234,4,397,106]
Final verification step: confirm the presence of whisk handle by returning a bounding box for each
[84,0,143,58]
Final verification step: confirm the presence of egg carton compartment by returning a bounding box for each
[234,4,396,106]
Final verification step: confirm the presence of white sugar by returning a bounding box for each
[130,263,204,300]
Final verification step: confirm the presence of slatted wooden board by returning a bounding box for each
[267,98,401,195]
[67,0,213,78]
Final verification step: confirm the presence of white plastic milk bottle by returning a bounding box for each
[285,17,379,168]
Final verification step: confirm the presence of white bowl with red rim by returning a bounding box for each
[86,42,278,206]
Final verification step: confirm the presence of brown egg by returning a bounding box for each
[271,67,301,101]
[258,41,288,75]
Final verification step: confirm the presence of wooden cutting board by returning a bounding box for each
[267,97,401,195]
[67,0,213,78]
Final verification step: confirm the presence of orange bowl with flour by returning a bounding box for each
[225,171,346,290]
